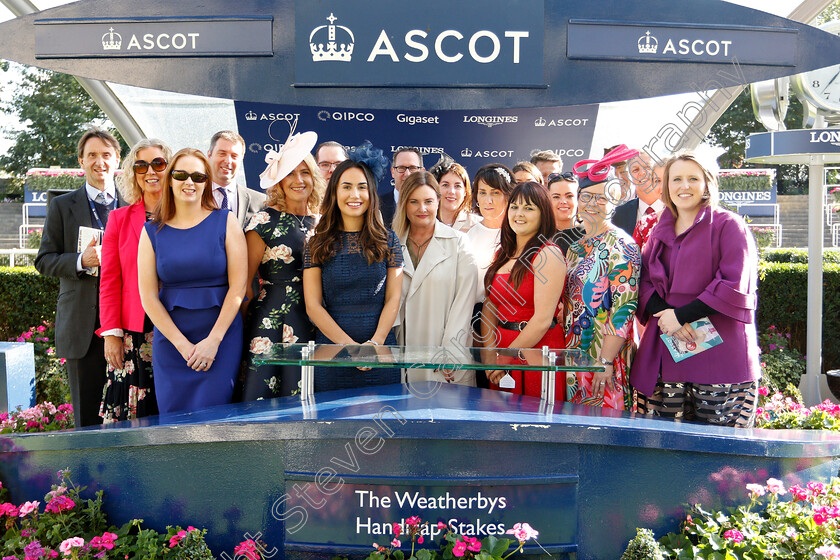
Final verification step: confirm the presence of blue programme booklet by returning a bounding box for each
[660,317,723,363]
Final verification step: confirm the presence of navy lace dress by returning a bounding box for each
[303,230,402,391]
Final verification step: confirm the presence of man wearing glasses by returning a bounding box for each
[611,152,665,246]
[382,147,424,227]
[206,130,265,228]
[35,127,124,427]
[314,141,348,183]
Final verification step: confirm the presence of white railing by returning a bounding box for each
[738,203,782,248]
[0,248,38,267]
[832,223,839,248]
[19,202,45,247]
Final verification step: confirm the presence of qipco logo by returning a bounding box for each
[317,110,375,122]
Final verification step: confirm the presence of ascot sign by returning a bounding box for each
[295,0,543,87]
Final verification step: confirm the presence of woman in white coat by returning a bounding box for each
[393,171,478,386]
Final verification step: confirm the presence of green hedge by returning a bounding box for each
[761,248,840,264]
[717,171,773,192]
[0,267,58,341]
[24,170,85,191]
[757,262,840,373]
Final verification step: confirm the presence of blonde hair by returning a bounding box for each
[661,153,719,217]
[264,153,325,214]
[393,171,440,239]
[118,139,173,204]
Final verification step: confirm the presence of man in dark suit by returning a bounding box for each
[382,147,424,227]
[207,130,265,228]
[611,152,665,243]
[35,128,124,427]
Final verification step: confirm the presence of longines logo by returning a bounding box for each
[310,13,354,62]
[810,130,840,147]
[101,25,200,52]
[462,115,518,128]
[459,148,515,158]
[390,146,444,156]
[318,110,375,122]
[534,117,590,127]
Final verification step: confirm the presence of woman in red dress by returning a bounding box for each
[481,182,566,400]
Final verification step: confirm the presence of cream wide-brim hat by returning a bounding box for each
[258,130,319,190]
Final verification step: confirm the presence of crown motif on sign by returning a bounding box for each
[637,31,658,54]
[534,116,546,127]
[310,13,355,62]
[102,27,122,51]
[460,147,473,158]
[245,110,258,121]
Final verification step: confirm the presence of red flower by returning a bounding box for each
[234,539,261,560]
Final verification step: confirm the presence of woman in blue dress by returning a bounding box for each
[138,148,248,414]
[303,144,403,392]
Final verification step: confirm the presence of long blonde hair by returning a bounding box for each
[393,171,440,239]
[118,138,173,204]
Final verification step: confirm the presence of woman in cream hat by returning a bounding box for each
[241,128,325,400]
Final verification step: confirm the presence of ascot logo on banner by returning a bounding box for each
[295,0,544,87]
[534,117,591,127]
[567,20,797,66]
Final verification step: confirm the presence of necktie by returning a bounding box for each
[217,187,229,210]
[94,192,113,225]
[645,206,656,216]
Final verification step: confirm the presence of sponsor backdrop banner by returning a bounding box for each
[234,102,599,195]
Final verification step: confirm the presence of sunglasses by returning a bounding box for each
[170,170,209,183]
[133,157,168,174]
[547,172,577,184]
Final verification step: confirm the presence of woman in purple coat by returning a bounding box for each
[630,153,761,428]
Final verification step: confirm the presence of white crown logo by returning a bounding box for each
[534,116,546,127]
[637,31,658,54]
[310,13,354,62]
[460,148,473,158]
[245,111,258,121]
[102,27,122,51]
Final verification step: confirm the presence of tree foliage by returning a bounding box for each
[704,88,808,194]
[0,66,123,176]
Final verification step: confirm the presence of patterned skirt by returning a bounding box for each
[99,318,159,423]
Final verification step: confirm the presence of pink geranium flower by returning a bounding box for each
[452,540,467,557]
[746,483,766,498]
[789,484,808,501]
[18,500,39,516]
[723,529,744,543]
[506,522,539,542]
[234,539,260,560]
[58,536,85,554]
[765,478,786,495]
[89,532,118,550]
[168,530,187,548]
[817,545,840,559]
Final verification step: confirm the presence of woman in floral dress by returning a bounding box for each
[241,132,324,399]
[564,148,641,410]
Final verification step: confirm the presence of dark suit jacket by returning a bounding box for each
[611,198,639,239]
[380,190,396,229]
[236,183,266,228]
[35,186,124,359]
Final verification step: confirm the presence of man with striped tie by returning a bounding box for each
[207,130,265,228]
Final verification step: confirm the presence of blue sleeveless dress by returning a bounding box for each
[145,210,243,413]
[303,230,402,391]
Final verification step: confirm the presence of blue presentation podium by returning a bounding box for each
[2,381,840,560]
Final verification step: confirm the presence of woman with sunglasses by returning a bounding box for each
[138,148,247,414]
[96,139,171,422]
[303,144,403,391]
[563,148,641,410]
[547,172,584,254]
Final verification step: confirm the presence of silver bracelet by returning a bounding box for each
[365,339,379,346]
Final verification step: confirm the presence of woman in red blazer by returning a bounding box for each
[97,139,172,422]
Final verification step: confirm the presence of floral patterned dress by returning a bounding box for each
[99,318,157,422]
[242,208,315,399]
[563,227,641,410]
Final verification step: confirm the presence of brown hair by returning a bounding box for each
[512,161,544,185]
[265,153,326,214]
[307,159,390,265]
[118,138,173,204]
[153,148,217,228]
[485,182,556,290]
[77,127,120,160]
[433,162,472,218]
[208,130,245,154]
[660,153,719,217]
[472,164,515,214]
[393,171,440,239]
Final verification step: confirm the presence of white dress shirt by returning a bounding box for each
[212,182,238,217]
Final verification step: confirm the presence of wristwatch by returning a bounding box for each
[597,357,613,367]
